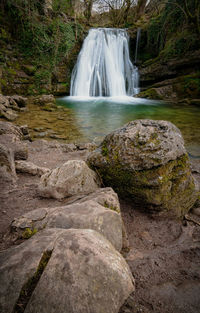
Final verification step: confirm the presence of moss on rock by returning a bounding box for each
[88,120,198,217]
[22,227,38,239]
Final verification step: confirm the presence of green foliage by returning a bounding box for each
[147,15,164,57]
[160,30,200,60]
[183,76,200,97]
[52,0,72,14]
[0,0,83,94]
[144,0,200,61]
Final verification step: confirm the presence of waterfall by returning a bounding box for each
[135,28,141,64]
[70,28,140,97]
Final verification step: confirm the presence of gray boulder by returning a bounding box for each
[76,187,121,213]
[0,94,18,121]
[0,229,65,313]
[0,121,23,139]
[38,159,101,199]
[11,95,28,107]
[0,121,28,160]
[15,160,50,176]
[0,108,18,121]
[0,229,134,313]
[33,94,55,106]
[0,94,27,121]
[88,119,198,217]
[0,133,28,161]
[11,194,122,251]
[0,143,17,183]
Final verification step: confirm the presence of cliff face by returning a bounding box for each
[0,2,84,96]
[137,50,200,102]
[128,0,200,103]
[0,42,82,96]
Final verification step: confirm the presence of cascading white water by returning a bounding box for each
[135,28,141,64]
[70,28,140,97]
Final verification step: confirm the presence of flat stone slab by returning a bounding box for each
[11,195,123,251]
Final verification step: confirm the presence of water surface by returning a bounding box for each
[56,96,200,157]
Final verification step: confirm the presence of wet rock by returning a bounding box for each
[33,94,55,106]
[190,99,200,106]
[42,105,56,112]
[0,108,18,121]
[0,94,28,121]
[11,198,123,251]
[0,143,17,183]
[88,119,198,217]
[15,160,50,176]
[7,97,19,111]
[61,143,77,153]
[33,127,44,132]
[9,95,28,108]
[37,131,51,138]
[49,134,65,139]
[20,125,31,141]
[38,159,101,199]
[136,85,177,101]
[0,228,134,313]
[20,125,29,136]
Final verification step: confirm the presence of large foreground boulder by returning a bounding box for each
[11,188,123,251]
[0,229,134,313]
[88,120,198,217]
[38,159,101,199]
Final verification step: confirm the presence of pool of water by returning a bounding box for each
[56,96,200,157]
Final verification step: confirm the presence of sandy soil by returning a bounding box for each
[0,139,200,313]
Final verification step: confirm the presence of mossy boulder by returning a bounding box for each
[88,120,198,217]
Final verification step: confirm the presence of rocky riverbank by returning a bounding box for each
[0,118,200,313]
[0,93,84,142]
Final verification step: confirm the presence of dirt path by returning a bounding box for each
[120,199,200,313]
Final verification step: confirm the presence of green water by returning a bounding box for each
[56,96,200,157]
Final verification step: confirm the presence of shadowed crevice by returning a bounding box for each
[12,250,52,313]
